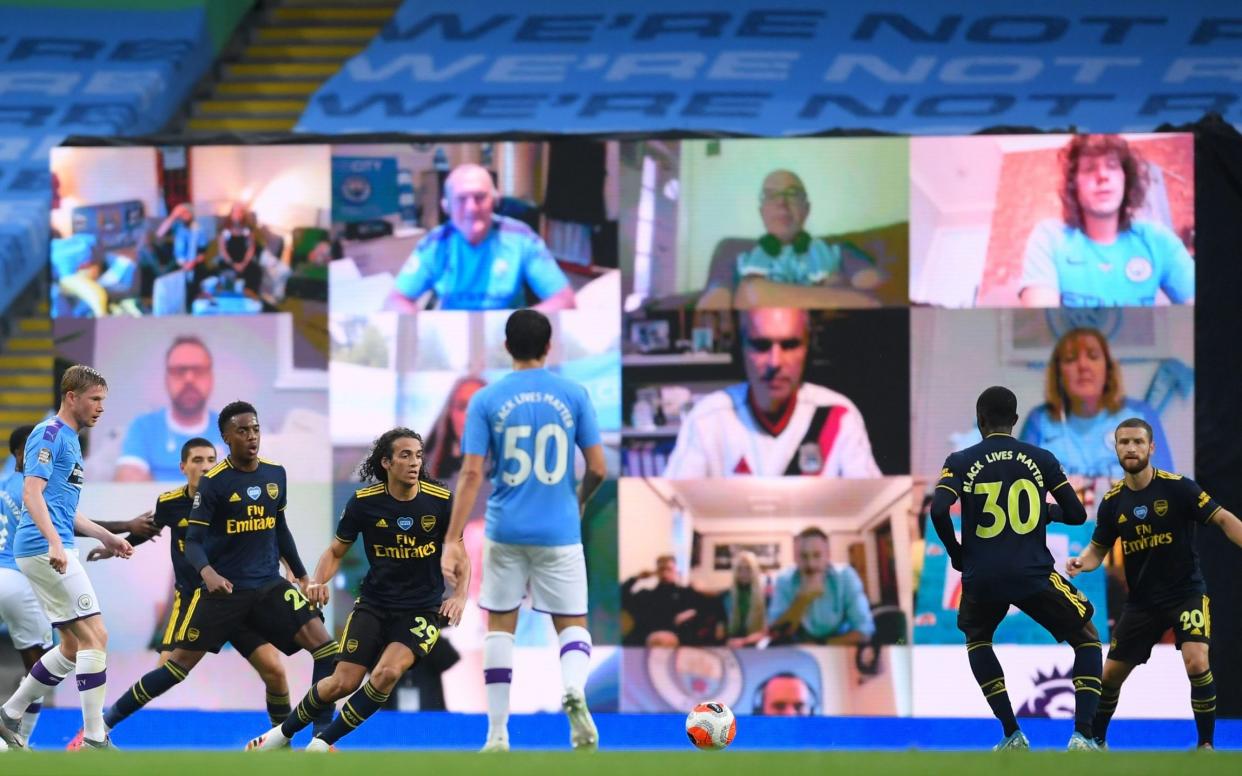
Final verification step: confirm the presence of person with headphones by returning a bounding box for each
[753,672,819,717]
[728,170,882,310]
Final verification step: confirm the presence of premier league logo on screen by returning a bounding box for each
[1017,665,1075,718]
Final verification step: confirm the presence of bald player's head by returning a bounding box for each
[442,163,497,246]
[759,169,810,244]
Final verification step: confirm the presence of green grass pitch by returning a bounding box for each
[0,751,1239,776]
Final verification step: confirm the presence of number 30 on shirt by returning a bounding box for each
[973,478,1041,538]
[501,424,569,486]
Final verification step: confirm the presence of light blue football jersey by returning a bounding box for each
[462,368,601,546]
[14,417,84,556]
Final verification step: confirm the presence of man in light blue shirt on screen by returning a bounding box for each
[1019,134,1195,308]
[115,336,220,482]
[391,163,575,311]
[442,309,607,752]
[769,527,875,645]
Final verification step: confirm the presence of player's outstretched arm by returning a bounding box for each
[928,487,962,569]
[1210,508,1242,549]
[73,513,133,559]
[1067,542,1108,578]
[90,510,160,541]
[578,444,607,518]
[304,538,351,607]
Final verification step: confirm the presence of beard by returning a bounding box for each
[1120,454,1150,473]
[173,387,206,416]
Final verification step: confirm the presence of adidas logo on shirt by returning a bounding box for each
[229,493,241,503]
[376,519,389,528]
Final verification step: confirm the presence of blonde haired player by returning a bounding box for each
[0,366,132,750]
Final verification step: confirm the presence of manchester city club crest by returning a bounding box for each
[1134,505,1148,520]
[397,516,414,531]
[341,174,372,203]
[247,486,261,500]
[421,515,436,533]
[798,443,823,474]
[266,483,279,500]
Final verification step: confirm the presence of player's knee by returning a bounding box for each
[1182,646,1210,675]
[324,667,363,699]
[1068,623,1099,649]
[646,631,679,648]
[369,664,402,693]
[255,660,286,689]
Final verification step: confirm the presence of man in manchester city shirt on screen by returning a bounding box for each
[388,163,576,312]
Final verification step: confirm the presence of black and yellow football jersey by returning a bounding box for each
[153,485,198,591]
[937,433,1083,601]
[335,480,452,611]
[1092,469,1220,608]
[188,458,294,590]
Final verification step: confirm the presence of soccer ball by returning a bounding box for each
[685,701,736,750]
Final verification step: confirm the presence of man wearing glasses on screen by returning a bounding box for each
[663,307,879,478]
[388,163,576,312]
[114,336,220,482]
[1018,134,1195,308]
[702,170,880,311]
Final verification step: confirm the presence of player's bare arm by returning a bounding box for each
[305,538,351,607]
[441,452,483,590]
[72,513,133,560]
[1067,542,1108,577]
[578,444,607,518]
[22,476,66,573]
[1210,507,1242,548]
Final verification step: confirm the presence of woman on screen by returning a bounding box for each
[722,550,768,648]
[1020,327,1172,479]
[424,375,487,483]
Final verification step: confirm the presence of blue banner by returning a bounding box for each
[0,6,214,314]
[296,0,1242,136]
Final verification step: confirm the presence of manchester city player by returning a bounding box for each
[0,366,132,751]
[441,309,608,752]
[247,427,461,751]
[930,386,1102,751]
[1069,418,1242,749]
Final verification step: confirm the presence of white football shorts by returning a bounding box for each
[0,566,53,649]
[16,551,102,627]
[479,538,588,617]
